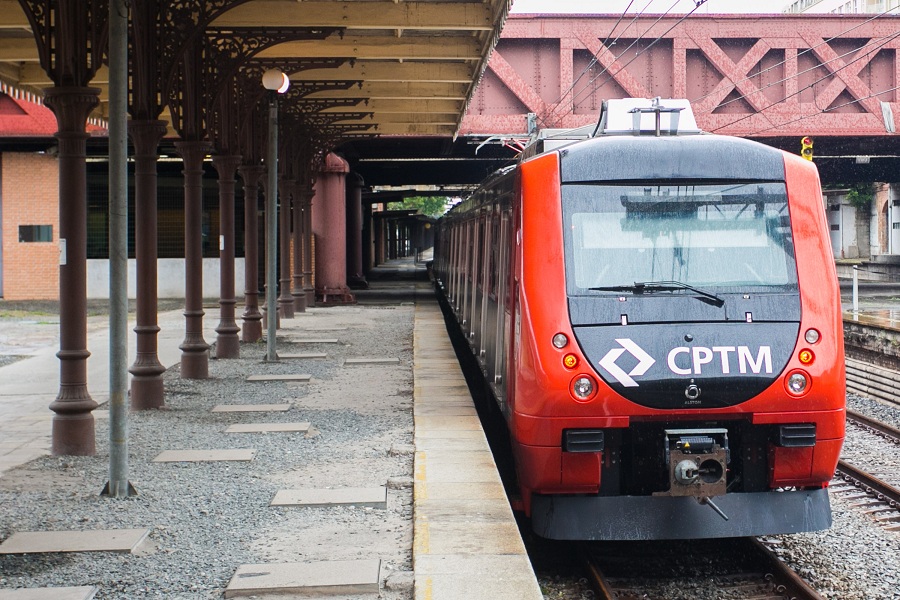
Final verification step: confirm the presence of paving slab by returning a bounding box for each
[153,449,255,462]
[344,357,400,365]
[0,529,149,555]
[0,587,98,600]
[278,353,327,359]
[225,559,381,598]
[225,422,310,433]
[271,487,387,508]
[246,374,311,382]
[285,338,340,344]
[212,404,291,413]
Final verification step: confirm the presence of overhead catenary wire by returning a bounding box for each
[568,0,708,131]
[536,0,646,128]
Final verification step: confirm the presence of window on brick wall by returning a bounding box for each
[19,225,52,242]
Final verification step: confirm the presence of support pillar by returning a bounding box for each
[128,119,169,409]
[44,87,100,456]
[174,140,211,378]
[278,177,295,319]
[313,153,354,304]
[238,165,264,342]
[291,180,307,313]
[212,154,243,358]
[302,183,315,306]
[346,173,367,289]
[260,174,279,329]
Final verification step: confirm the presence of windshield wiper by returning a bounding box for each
[589,280,725,307]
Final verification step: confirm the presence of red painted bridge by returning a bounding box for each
[459,14,900,138]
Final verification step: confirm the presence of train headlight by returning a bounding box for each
[786,371,809,396]
[571,375,596,401]
[804,328,820,344]
[552,333,569,349]
[563,354,579,369]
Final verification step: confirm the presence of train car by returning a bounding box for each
[433,98,845,540]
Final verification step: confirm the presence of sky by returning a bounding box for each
[510,0,793,14]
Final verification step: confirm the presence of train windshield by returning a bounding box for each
[562,182,798,294]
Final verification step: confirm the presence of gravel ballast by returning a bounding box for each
[0,304,415,599]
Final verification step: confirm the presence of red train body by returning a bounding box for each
[433,99,845,540]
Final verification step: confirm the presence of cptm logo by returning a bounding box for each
[598,339,655,387]
[599,338,773,387]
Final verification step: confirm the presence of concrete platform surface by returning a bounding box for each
[0,587,97,600]
[246,374,311,382]
[278,352,327,359]
[344,357,401,364]
[152,449,255,462]
[0,529,149,555]
[224,422,310,433]
[211,404,291,412]
[271,487,387,508]
[224,559,381,597]
[411,303,542,600]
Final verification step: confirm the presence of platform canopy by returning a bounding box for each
[0,0,511,138]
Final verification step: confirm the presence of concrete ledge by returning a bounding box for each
[225,560,381,598]
[225,422,310,433]
[153,449,255,462]
[212,404,291,413]
[0,529,149,555]
[271,487,387,508]
[0,586,98,600]
[412,301,541,600]
[246,374,311,382]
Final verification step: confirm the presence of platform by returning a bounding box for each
[0,257,541,599]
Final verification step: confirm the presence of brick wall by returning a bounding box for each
[1,152,59,300]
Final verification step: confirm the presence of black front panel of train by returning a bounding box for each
[573,322,799,409]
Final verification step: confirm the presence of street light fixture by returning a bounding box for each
[262,68,290,362]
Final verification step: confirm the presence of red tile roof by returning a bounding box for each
[0,92,106,137]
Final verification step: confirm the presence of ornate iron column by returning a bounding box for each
[346,172,367,289]
[44,86,101,455]
[302,181,316,306]
[18,0,107,455]
[238,164,264,341]
[128,120,169,409]
[174,139,211,378]
[126,0,169,410]
[212,154,243,358]
[278,174,295,318]
[291,178,307,312]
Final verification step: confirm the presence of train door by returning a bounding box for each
[467,214,482,343]
[477,205,494,368]
[462,218,474,328]
[450,223,462,312]
[492,205,513,411]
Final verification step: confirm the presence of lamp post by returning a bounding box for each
[262,68,290,362]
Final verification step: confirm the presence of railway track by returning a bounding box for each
[580,537,824,600]
[846,409,900,445]
[833,410,900,531]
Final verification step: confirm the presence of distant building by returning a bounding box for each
[783,0,900,14]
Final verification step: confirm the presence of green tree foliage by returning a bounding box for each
[844,183,875,209]
[386,196,448,217]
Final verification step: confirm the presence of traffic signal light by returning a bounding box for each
[800,136,813,161]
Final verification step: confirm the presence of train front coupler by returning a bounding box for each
[653,428,730,521]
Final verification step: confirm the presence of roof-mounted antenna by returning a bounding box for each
[629,96,684,137]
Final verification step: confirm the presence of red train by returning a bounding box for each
[433,98,845,540]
